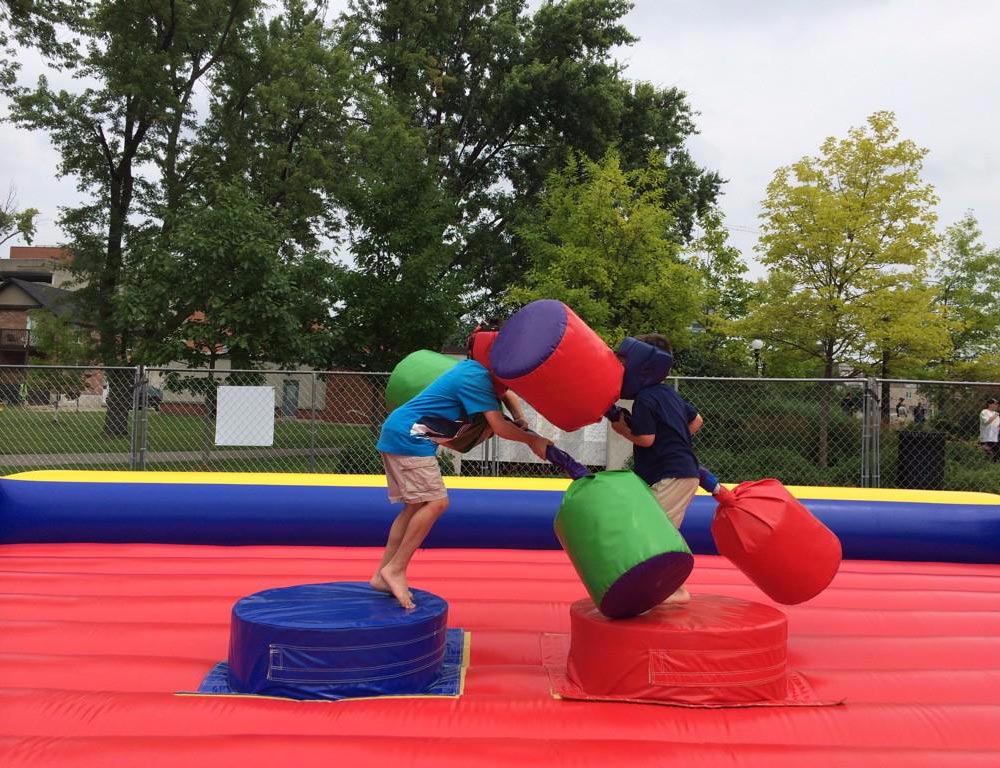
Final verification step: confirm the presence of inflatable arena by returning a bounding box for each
[3,300,1000,767]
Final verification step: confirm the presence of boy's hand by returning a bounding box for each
[513,416,529,429]
[528,435,552,460]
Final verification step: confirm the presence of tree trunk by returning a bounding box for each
[101,194,129,437]
[100,163,135,438]
[103,367,133,439]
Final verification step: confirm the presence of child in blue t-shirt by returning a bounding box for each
[374,356,550,609]
[608,333,703,605]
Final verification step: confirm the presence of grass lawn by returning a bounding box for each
[0,408,373,456]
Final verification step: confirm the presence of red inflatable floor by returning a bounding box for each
[3,543,1000,767]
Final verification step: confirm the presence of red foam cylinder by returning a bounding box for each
[489,300,623,431]
[566,595,789,704]
[711,479,843,604]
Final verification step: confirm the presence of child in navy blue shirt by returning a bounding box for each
[609,333,703,604]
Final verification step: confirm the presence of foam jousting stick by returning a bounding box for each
[545,445,592,480]
[698,467,842,605]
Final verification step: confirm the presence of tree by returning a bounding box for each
[118,1,353,370]
[332,96,466,369]
[510,150,702,346]
[196,0,354,251]
[852,278,952,420]
[933,212,1000,378]
[339,0,719,350]
[742,111,940,464]
[1,0,77,87]
[0,184,38,247]
[4,0,252,435]
[677,207,754,376]
[26,307,96,407]
[132,183,338,370]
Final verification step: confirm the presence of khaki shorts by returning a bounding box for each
[381,453,447,504]
[650,477,699,530]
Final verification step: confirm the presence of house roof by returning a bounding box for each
[0,277,84,322]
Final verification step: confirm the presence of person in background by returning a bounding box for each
[913,402,927,424]
[980,398,999,463]
[896,397,907,419]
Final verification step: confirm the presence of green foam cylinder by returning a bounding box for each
[554,470,694,619]
[385,350,458,410]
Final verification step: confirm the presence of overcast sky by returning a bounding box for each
[2,0,998,276]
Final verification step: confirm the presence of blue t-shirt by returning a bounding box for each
[377,359,501,457]
[629,383,699,485]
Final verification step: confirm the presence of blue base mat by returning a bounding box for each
[193,628,467,701]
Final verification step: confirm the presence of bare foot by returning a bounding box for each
[370,572,412,601]
[380,565,415,609]
[663,586,691,606]
[369,571,391,593]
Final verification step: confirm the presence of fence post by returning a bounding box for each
[137,365,149,471]
[870,378,881,487]
[860,379,870,487]
[861,377,880,488]
[310,371,317,473]
[128,366,141,470]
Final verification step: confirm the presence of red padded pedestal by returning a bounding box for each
[566,594,789,705]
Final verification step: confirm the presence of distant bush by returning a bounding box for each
[335,444,383,475]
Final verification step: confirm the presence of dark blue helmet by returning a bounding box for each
[617,337,673,399]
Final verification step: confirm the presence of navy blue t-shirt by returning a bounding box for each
[629,383,699,485]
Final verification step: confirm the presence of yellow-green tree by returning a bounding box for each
[933,212,1000,380]
[510,150,702,348]
[743,111,944,462]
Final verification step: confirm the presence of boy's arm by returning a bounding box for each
[501,391,528,428]
[609,411,655,448]
[689,413,704,435]
[484,410,551,459]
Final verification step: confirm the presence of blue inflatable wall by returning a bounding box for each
[1,470,999,564]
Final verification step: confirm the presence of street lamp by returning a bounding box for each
[750,339,764,377]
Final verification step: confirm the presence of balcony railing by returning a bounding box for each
[0,328,32,349]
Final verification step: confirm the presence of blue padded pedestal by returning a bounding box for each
[227,582,451,700]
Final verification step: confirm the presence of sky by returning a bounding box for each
[2,0,998,277]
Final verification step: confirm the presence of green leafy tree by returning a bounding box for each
[26,308,96,404]
[129,183,338,373]
[933,212,1000,379]
[332,97,464,369]
[678,208,754,375]
[4,0,252,435]
[197,0,354,251]
[340,0,720,349]
[510,150,702,346]
[118,1,352,371]
[1,0,78,87]
[742,111,940,464]
[0,184,38,246]
[852,278,953,420]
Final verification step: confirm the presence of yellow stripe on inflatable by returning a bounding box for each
[4,469,570,492]
[4,469,998,505]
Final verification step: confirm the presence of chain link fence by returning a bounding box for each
[1,365,998,493]
[876,379,1000,494]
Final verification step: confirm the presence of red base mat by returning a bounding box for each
[3,543,1000,767]
[549,593,841,707]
